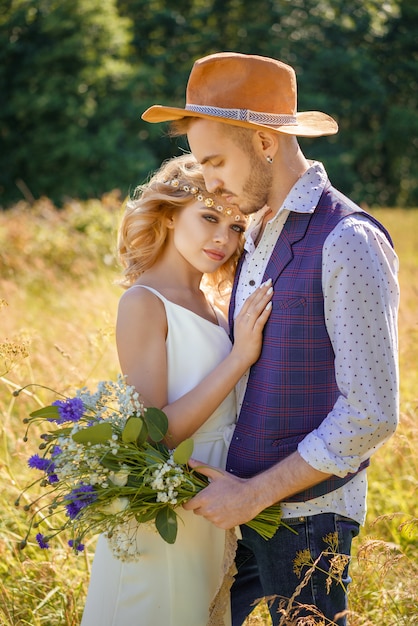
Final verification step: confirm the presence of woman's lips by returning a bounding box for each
[204,249,225,261]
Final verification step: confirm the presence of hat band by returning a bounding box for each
[185,104,297,127]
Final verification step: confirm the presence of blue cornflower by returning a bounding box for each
[51,445,62,457]
[28,454,54,473]
[36,533,50,549]
[65,484,97,520]
[28,454,58,485]
[51,397,84,424]
[68,539,85,552]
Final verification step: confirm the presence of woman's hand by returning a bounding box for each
[231,279,273,367]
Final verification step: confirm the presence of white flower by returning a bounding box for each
[100,497,129,515]
[109,468,130,487]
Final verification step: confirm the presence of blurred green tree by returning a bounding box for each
[0,0,156,206]
[1,0,416,207]
[375,0,418,206]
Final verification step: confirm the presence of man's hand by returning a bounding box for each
[184,458,262,528]
[184,452,332,528]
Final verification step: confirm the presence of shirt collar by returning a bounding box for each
[281,160,328,215]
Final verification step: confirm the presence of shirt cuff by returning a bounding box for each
[297,433,362,477]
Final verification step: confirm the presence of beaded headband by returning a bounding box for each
[167,179,245,222]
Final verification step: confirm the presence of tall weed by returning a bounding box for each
[1,202,417,625]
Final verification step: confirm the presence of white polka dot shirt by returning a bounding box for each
[234,161,399,525]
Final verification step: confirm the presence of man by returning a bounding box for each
[142,52,399,625]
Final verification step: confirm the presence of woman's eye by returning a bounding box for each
[203,214,217,223]
[231,224,245,234]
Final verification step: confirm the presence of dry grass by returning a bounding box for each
[1,202,417,625]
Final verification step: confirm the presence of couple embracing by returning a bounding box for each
[81,52,399,626]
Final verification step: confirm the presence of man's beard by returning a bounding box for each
[240,153,273,215]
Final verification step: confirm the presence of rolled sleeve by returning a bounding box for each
[298,215,400,476]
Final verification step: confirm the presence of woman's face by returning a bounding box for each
[168,197,246,275]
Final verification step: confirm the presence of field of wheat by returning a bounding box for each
[1,198,416,625]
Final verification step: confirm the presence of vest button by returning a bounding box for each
[249,280,255,286]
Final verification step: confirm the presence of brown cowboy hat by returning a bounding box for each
[142,52,338,138]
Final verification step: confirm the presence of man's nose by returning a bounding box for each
[203,171,223,195]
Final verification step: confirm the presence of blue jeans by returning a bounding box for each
[231,513,360,626]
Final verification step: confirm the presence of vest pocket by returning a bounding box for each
[276,296,306,310]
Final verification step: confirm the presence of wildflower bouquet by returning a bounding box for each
[17,376,285,561]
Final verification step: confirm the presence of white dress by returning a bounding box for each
[81,286,237,626]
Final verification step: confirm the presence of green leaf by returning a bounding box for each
[143,407,168,442]
[30,405,60,419]
[155,507,178,544]
[122,416,144,443]
[72,423,113,445]
[173,438,194,465]
[135,420,149,447]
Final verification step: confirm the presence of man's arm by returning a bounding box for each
[184,452,330,528]
[298,216,399,476]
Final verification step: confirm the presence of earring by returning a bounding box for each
[266,156,274,164]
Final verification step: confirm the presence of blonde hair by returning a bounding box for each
[118,154,244,297]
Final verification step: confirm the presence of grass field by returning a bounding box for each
[0,199,417,625]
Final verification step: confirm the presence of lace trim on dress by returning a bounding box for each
[207,528,238,626]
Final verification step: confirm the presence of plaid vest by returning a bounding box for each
[226,184,393,501]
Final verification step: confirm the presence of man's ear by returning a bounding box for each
[254,130,278,161]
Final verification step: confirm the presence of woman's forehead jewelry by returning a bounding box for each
[167,179,244,221]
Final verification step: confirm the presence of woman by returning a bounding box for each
[81,154,272,626]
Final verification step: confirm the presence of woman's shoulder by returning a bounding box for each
[118,284,166,320]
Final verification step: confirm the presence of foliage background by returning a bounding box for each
[1,0,418,209]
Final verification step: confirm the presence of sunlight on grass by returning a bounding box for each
[1,200,417,625]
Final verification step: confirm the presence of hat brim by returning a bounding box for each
[141,105,338,138]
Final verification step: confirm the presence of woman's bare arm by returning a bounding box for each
[116,282,272,446]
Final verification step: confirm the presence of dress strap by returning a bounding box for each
[129,284,166,301]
